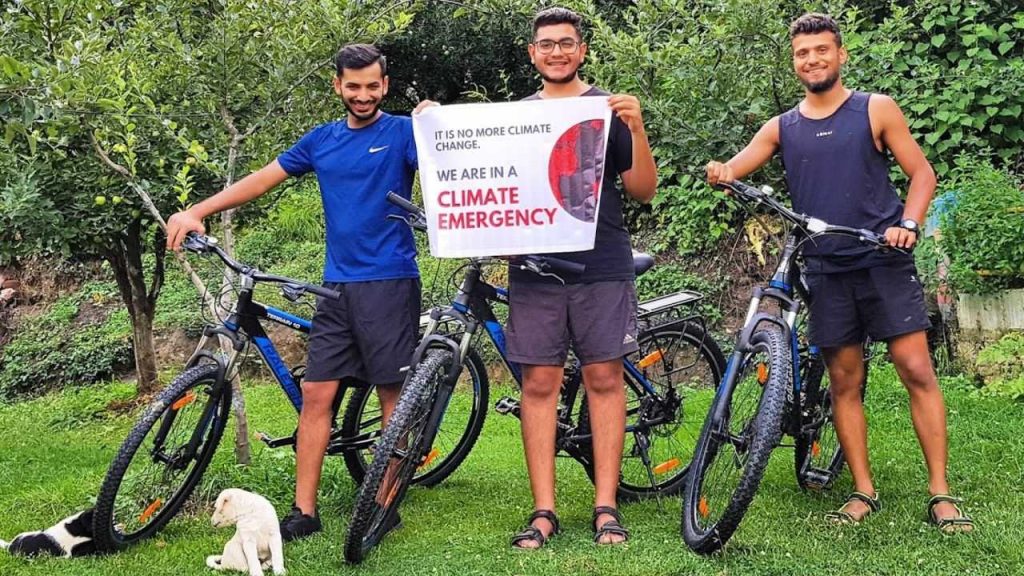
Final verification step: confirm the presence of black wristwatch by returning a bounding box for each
[899,218,920,236]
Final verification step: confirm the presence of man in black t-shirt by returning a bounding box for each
[507,7,657,549]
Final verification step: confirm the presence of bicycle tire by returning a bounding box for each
[344,349,450,564]
[682,328,789,554]
[93,363,231,551]
[340,347,488,487]
[579,321,726,501]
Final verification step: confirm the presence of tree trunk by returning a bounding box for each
[220,113,251,465]
[107,219,161,396]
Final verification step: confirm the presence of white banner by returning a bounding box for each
[413,97,611,257]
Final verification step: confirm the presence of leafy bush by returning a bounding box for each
[269,188,324,244]
[0,281,133,398]
[937,156,1024,294]
[636,263,725,328]
[844,0,1024,176]
[975,332,1024,401]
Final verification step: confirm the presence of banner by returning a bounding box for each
[413,97,611,257]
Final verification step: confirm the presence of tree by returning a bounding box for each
[1,0,418,462]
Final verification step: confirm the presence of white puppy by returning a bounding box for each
[206,489,284,576]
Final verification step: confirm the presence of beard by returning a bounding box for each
[343,97,381,121]
[801,69,840,93]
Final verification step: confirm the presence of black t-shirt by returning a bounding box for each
[510,86,635,284]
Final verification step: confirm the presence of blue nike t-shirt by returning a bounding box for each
[277,113,419,282]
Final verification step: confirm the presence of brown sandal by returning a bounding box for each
[592,506,630,545]
[927,494,974,533]
[510,509,560,549]
[825,491,881,525]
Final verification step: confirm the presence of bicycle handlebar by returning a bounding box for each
[714,180,901,251]
[182,232,341,300]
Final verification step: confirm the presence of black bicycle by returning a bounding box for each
[681,180,902,554]
[344,193,727,563]
[91,233,488,551]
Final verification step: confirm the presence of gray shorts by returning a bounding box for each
[304,278,420,386]
[506,280,639,366]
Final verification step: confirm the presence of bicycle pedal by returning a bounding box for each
[494,396,520,416]
[255,431,295,449]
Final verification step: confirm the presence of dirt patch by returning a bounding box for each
[154,327,198,368]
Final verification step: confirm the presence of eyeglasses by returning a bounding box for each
[533,38,580,55]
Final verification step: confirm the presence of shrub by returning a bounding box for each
[975,332,1024,401]
[937,156,1024,294]
[0,282,133,399]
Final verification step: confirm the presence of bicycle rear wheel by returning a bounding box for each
[344,349,451,564]
[341,347,488,487]
[682,328,789,554]
[579,321,726,500]
[93,363,231,551]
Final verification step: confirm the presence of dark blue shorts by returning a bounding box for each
[804,260,931,349]
[304,278,420,386]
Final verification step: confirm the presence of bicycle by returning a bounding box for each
[344,193,727,563]
[91,233,488,551]
[681,179,905,554]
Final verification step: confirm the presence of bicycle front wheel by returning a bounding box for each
[341,347,488,487]
[93,363,231,551]
[682,328,789,555]
[344,349,451,564]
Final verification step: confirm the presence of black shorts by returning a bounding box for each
[304,278,420,386]
[506,280,639,366]
[804,260,931,349]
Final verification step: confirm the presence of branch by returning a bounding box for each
[90,130,167,229]
[241,60,331,139]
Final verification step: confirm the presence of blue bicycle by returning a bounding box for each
[345,193,727,563]
[92,233,488,551]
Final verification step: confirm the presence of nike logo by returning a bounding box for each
[369,146,389,153]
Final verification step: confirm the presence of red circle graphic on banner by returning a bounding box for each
[548,119,606,223]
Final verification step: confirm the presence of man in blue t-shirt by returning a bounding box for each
[166,44,420,541]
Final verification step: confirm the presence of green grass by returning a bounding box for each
[1,364,1022,576]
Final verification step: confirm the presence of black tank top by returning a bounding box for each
[779,91,911,273]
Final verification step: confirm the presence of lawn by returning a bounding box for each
[0,362,1021,576]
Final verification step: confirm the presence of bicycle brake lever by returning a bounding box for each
[281,284,305,303]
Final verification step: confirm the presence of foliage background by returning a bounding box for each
[1,0,1022,396]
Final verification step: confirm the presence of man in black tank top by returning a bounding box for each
[705,13,973,532]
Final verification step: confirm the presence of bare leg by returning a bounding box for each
[581,360,627,543]
[515,364,563,548]
[888,331,967,529]
[374,381,405,508]
[294,379,340,515]
[825,343,876,520]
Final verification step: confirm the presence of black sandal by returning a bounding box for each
[592,506,630,545]
[510,509,560,549]
[927,494,974,533]
[825,490,881,525]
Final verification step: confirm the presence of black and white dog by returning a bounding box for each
[0,508,96,558]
